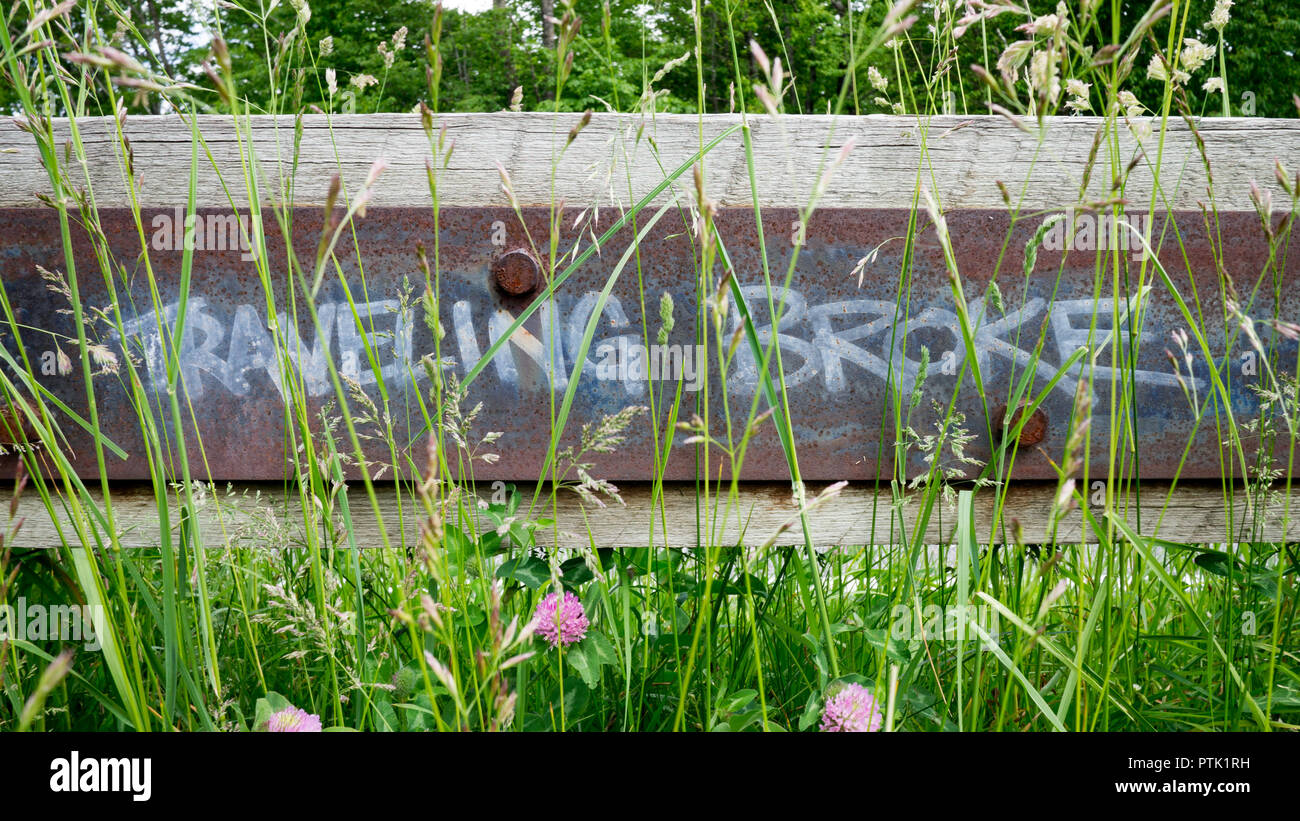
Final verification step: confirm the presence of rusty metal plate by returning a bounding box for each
[0,206,1294,482]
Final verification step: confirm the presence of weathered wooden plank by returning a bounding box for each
[1,113,1295,212]
[12,480,1296,548]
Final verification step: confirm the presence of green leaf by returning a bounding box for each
[372,697,399,732]
[862,628,910,662]
[1194,551,1238,577]
[720,689,758,713]
[586,631,619,668]
[715,572,770,596]
[829,673,875,691]
[1262,684,1300,711]
[727,709,763,732]
[560,555,594,586]
[444,525,475,565]
[252,691,294,731]
[558,677,591,718]
[798,690,822,731]
[566,641,600,689]
[566,633,617,690]
[495,555,550,590]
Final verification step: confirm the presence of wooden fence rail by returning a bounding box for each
[13,481,1299,548]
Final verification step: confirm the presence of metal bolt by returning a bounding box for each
[999,403,1048,447]
[491,248,541,295]
[0,395,37,446]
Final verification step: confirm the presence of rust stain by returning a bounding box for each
[492,247,542,295]
[0,205,1292,482]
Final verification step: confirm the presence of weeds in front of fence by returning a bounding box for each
[0,0,1297,731]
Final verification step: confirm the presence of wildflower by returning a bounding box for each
[1128,117,1153,143]
[55,347,72,376]
[1203,76,1225,94]
[533,591,589,649]
[1210,0,1233,30]
[326,68,336,96]
[820,683,883,733]
[86,343,119,375]
[1179,38,1215,73]
[350,73,378,90]
[1146,55,1188,86]
[288,0,310,25]
[1066,78,1090,112]
[1117,90,1143,118]
[657,291,675,345]
[318,35,333,56]
[996,39,1033,85]
[1029,50,1061,105]
[1146,56,1167,82]
[392,26,408,51]
[266,706,322,732]
[1018,13,1061,36]
[867,65,888,92]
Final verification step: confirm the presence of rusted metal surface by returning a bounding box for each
[997,403,1048,448]
[0,205,1295,482]
[492,248,542,295]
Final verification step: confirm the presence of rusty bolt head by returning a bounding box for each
[492,248,541,295]
[998,403,1048,447]
[0,395,39,446]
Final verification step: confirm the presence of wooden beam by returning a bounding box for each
[1,113,1293,212]
[12,480,1296,549]
[4,113,1297,542]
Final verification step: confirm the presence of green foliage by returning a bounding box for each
[0,0,1298,735]
[9,0,1297,117]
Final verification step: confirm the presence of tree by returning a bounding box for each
[7,0,1298,119]
[2,0,203,115]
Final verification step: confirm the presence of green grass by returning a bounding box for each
[0,0,1297,732]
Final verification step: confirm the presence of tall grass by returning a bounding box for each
[0,0,1297,732]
